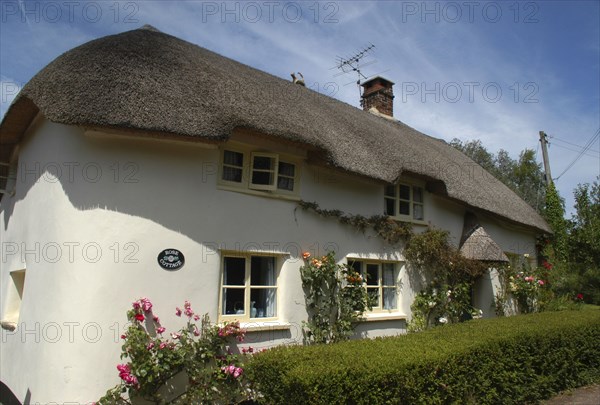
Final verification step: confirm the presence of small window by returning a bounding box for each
[277,161,296,191]
[249,153,278,190]
[221,255,278,321]
[384,183,425,221]
[348,260,397,311]
[222,150,244,183]
[219,147,300,196]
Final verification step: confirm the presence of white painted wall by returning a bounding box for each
[0,118,538,403]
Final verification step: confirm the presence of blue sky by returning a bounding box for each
[1,0,598,216]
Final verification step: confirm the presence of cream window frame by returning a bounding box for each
[249,152,279,191]
[220,148,247,186]
[384,183,425,222]
[347,260,398,312]
[218,146,301,198]
[218,253,280,323]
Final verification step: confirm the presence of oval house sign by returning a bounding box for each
[157,249,185,270]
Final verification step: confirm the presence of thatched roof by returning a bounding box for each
[460,226,510,262]
[0,26,551,233]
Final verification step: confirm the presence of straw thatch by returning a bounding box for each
[0,26,550,233]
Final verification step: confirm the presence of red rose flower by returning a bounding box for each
[134,313,145,322]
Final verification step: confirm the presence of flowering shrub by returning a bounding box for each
[408,283,480,332]
[506,255,547,313]
[97,298,252,404]
[405,229,486,332]
[300,251,374,344]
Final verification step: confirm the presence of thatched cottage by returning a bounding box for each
[0,26,550,402]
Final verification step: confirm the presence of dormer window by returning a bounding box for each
[250,153,278,190]
[384,183,424,221]
[219,147,300,198]
[222,150,244,183]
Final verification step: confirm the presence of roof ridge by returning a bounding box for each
[139,24,162,33]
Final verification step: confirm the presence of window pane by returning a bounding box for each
[253,156,274,170]
[383,288,397,310]
[349,260,362,273]
[384,185,396,197]
[399,201,410,215]
[384,198,396,216]
[224,257,245,285]
[251,288,277,318]
[278,162,295,177]
[277,176,294,191]
[413,187,423,203]
[366,264,379,286]
[224,150,243,166]
[223,166,242,182]
[223,288,245,315]
[383,263,395,286]
[399,184,410,200]
[368,287,380,306]
[413,203,424,220]
[251,256,276,286]
[252,171,274,185]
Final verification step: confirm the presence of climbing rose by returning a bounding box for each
[140,297,153,312]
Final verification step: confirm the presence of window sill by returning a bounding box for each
[361,312,407,322]
[217,184,301,202]
[239,321,291,332]
[389,216,428,226]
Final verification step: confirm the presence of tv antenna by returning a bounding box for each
[334,44,376,97]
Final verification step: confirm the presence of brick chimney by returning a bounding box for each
[361,76,395,118]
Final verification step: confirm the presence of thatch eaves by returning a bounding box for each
[0,26,551,233]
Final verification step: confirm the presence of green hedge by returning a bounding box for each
[246,308,600,404]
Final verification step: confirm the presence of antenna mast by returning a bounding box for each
[335,44,376,97]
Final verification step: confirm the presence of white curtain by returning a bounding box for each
[383,263,397,310]
[264,257,276,317]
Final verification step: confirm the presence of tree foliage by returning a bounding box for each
[567,177,600,266]
[450,138,546,212]
[543,181,569,262]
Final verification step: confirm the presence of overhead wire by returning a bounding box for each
[549,136,600,154]
[554,128,600,180]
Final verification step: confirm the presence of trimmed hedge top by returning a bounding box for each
[247,308,600,404]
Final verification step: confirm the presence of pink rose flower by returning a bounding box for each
[193,315,200,321]
[170,332,181,339]
[140,297,153,312]
[146,342,155,350]
[156,326,166,334]
[175,307,182,317]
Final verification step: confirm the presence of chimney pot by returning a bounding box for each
[361,76,395,118]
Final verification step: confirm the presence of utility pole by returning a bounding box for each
[539,131,552,185]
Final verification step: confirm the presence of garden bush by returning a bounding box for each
[246,308,600,404]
